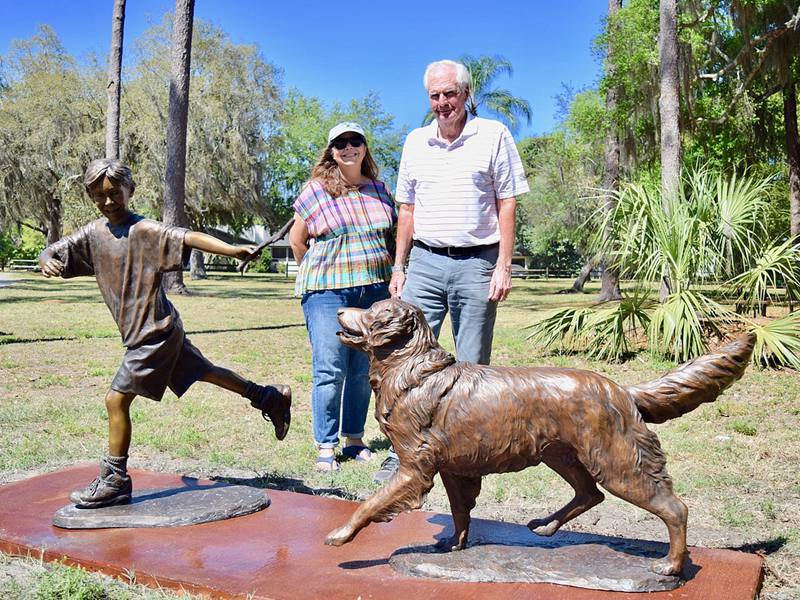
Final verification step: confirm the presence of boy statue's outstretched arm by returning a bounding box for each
[184,231,257,261]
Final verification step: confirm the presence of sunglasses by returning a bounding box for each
[331,136,365,150]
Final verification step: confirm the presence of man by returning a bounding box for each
[372,59,529,483]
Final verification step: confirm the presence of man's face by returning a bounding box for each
[427,67,468,131]
[88,176,132,225]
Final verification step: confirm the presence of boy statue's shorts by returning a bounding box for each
[111,325,212,401]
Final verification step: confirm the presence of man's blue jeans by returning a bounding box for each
[402,243,498,364]
[301,283,390,448]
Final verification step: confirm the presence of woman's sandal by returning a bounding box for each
[341,445,373,462]
[315,454,340,472]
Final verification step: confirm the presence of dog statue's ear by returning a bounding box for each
[367,302,414,348]
[375,301,434,350]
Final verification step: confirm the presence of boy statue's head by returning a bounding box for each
[84,159,136,226]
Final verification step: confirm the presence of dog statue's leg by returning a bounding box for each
[647,493,689,576]
[439,472,482,551]
[600,473,688,575]
[325,465,435,547]
[527,451,605,537]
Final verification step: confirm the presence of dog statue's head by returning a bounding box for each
[337,298,438,359]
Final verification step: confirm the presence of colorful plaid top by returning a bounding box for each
[293,179,396,295]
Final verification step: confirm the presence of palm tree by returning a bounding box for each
[527,166,800,367]
[423,55,532,134]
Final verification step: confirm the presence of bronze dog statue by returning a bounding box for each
[325,299,755,576]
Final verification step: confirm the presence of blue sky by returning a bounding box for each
[0,0,608,139]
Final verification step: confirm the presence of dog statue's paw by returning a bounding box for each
[649,557,682,576]
[325,525,355,546]
[527,518,560,537]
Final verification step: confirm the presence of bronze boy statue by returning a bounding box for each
[39,158,292,509]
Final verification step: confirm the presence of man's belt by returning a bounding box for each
[413,240,499,257]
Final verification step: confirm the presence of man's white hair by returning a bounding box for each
[423,60,470,93]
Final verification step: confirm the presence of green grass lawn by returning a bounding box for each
[1,271,798,598]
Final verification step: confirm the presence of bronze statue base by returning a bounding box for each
[0,466,763,600]
[53,483,269,529]
[390,537,686,592]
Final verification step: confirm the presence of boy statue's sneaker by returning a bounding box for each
[250,384,292,440]
[69,470,132,508]
[372,455,400,485]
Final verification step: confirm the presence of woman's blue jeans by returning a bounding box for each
[301,283,390,448]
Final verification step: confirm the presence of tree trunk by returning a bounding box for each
[562,255,598,294]
[659,0,680,302]
[785,77,800,238]
[46,198,61,246]
[105,0,126,159]
[659,0,681,205]
[598,0,623,303]
[162,0,195,295]
[189,249,207,280]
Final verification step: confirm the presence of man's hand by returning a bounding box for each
[389,271,406,298]
[41,258,65,278]
[488,265,512,302]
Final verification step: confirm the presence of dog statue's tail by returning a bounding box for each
[626,334,756,424]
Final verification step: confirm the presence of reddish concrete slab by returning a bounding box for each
[0,465,763,599]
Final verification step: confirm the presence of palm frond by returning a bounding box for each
[526,291,652,361]
[648,290,741,362]
[728,238,800,310]
[749,312,800,369]
[526,307,593,351]
[480,89,532,130]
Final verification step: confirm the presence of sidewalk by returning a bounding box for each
[0,272,17,289]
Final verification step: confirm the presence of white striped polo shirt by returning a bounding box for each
[395,116,530,247]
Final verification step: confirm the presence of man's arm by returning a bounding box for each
[288,214,310,265]
[389,203,414,298]
[184,231,256,260]
[488,196,516,302]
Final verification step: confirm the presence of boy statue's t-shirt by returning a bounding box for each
[48,214,189,348]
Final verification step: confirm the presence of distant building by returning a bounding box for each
[206,224,298,275]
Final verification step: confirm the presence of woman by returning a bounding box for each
[289,122,396,472]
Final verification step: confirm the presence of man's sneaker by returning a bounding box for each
[372,455,400,485]
[250,384,292,440]
[69,470,132,509]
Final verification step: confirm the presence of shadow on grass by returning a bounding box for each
[0,323,305,345]
[212,472,360,502]
[0,293,101,305]
[0,333,118,345]
[727,536,789,556]
[367,437,392,452]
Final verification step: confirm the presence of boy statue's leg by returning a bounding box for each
[70,389,135,508]
[199,365,292,441]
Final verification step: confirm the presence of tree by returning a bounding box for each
[0,26,103,244]
[163,0,195,294]
[422,55,532,134]
[516,89,605,280]
[596,0,623,302]
[264,90,403,223]
[105,0,126,159]
[659,0,681,204]
[787,76,800,237]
